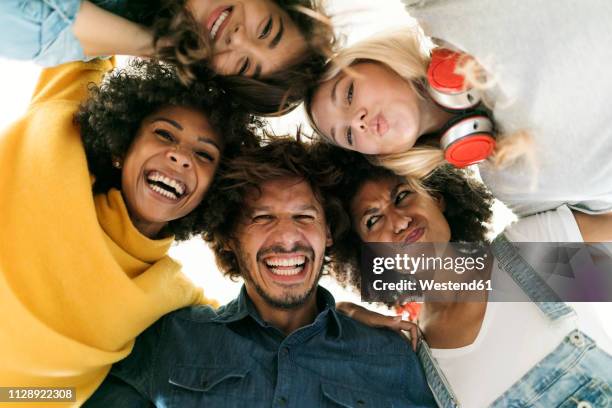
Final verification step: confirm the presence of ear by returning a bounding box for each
[112,155,123,169]
[222,236,237,253]
[325,225,333,247]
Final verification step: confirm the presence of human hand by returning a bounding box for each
[336,302,420,351]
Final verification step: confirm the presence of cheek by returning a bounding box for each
[209,53,231,75]
[194,163,218,194]
[431,212,451,241]
[121,155,143,194]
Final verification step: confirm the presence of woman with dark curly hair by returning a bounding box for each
[0,0,335,114]
[314,145,612,408]
[309,143,493,291]
[0,57,257,405]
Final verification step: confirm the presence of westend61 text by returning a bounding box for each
[372,254,487,275]
[372,279,493,291]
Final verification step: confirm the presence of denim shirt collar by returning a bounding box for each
[212,285,343,339]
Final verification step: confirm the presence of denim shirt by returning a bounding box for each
[85,286,437,408]
[0,0,126,65]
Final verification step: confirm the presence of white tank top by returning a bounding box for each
[430,206,612,407]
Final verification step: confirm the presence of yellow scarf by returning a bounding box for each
[0,60,214,406]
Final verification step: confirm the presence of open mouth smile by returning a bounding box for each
[208,6,233,41]
[261,254,310,283]
[146,170,187,201]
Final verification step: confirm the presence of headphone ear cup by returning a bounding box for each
[439,113,496,168]
[427,48,482,111]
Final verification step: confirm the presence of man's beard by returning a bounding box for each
[235,244,324,310]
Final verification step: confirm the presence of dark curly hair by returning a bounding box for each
[74,59,260,241]
[118,0,336,115]
[201,138,350,280]
[309,143,495,291]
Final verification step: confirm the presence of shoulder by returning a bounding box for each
[336,312,413,355]
[170,305,219,322]
[161,305,220,333]
[504,205,583,242]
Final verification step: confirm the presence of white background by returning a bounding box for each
[1,0,610,334]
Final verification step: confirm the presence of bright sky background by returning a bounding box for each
[1,0,609,336]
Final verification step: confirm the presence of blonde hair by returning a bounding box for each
[305,27,534,185]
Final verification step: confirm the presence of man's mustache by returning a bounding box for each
[256,244,314,262]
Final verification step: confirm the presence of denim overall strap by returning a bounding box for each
[417,339,461,408]
[491,234,575,321]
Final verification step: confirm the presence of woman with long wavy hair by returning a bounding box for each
[1,0,337,114]
[306,18,612,218]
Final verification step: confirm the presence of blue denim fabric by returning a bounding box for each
[417,235,612,407]
[0,0,126,65]
[490,330,612,408]
[85,286,437,408]
[417,341,459,408]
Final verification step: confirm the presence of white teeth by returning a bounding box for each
[150,184,178,200]
[265,256,306,267]
[210,10,230,39]
[147,171,185,196]
[265,256,306,276]
[268,266,303,276]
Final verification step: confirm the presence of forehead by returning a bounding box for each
[145,106,210,130]
[351,177,399,214]
[310,75,342,138]
[244,177,322,210]
[144,105,221,141]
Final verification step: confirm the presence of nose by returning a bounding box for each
[226,24,249,47]
[389,211,413,236]
[351,108,368,133]
[166,148,192,169]
[272,217,304,250]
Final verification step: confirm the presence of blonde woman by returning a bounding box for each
[306,20,612,218]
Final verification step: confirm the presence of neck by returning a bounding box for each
[133,221,165,239]
[418,245,490,347]
[128,210,166,239]
[246,286,319,336]
[418,97,456,137]
[424,244,490,304]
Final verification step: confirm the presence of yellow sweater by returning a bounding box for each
[0,60,216,406]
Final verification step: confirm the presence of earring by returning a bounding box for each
[112,158,122,169]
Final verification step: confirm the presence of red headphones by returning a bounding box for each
[427,48,496,168]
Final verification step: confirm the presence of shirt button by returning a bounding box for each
[569,332,585,348]
[281,347,290,356]
[577,402,593,408]
[356,399,366,406]
[278,397,288,406]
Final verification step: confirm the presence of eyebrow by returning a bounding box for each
[297,204,320,213]
[328,76,344,142]
[248,204,320,214]
[152,117,220,150]
[390,183,402,201]
[360,182,404,219]
[197,136,221,151]
[269,16,284,49]
[152,117,182,130]
[253,64,262,79]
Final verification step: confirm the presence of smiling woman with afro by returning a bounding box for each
[0,57,258,405]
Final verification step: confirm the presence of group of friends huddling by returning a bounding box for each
[1,0,611,407]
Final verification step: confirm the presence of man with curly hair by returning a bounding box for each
[0,57,257,405]
[86,139,436,407]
